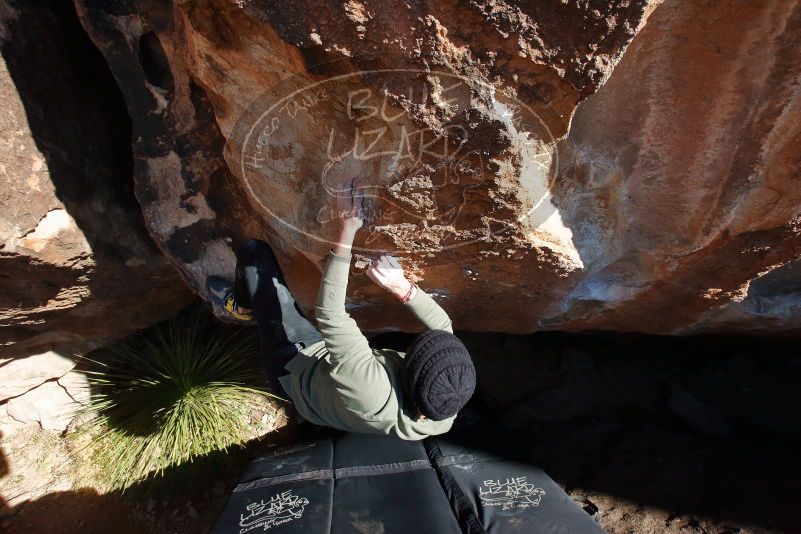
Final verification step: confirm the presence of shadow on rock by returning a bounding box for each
[0,0,193,360]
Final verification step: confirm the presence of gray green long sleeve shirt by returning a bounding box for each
[278,251,456,440]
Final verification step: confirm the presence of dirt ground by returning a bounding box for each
[0,396,292,534]
[2,331,800,534]
[458,331,801,534]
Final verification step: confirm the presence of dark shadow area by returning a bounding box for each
[138,31,174,92]
[0,429,8,523]
[0,0,192,358]
[371,330,801,533]
[0,256,82,310]
[0,256,87,347]
[0,0,138,214]
[741,259,801,318]
[3,328,799,533]
[0,431,8,479]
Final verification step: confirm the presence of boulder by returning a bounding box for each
[57,370,91,406]
[0,1,194,358]
[72,0,660,332]
[553,0,801,334]
[63,0,801,335]
[5,380,77,431]
[0,351,74,402]
[0,401,31,436]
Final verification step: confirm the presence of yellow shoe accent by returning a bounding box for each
[225,295,254,321]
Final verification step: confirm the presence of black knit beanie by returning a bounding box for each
[404,329,476,421]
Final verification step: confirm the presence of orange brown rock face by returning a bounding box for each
[73,0,801,335]
[553,1,801,334]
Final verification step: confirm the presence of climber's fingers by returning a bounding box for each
[385,255,402,270]
[375,255,397,273]
[337,177,364,218]
[370,257,393,278]
[365,262,387,287]
[350,177,367,218]
[334,180,352,215]
[373,257,389,275]
[333,177,366,221]
[349,177,358,204]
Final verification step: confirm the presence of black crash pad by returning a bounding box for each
[212,428,606,534]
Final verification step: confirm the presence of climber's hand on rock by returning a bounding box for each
[332,178,364,256]
[335,177,365,232]
[366,255,416,301]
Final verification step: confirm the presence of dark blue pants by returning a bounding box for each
[234,239,322,395]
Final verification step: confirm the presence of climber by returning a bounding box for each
[206,179,476,440]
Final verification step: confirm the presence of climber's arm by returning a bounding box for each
[403,288,453,333]
[366,255,453,334]
[316,182,392,417]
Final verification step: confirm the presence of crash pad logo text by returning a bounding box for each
[239,490,309,532]
[479,476,545,511]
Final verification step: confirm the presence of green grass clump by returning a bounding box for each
[81,309,274,490]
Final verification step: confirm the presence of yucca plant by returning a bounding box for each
[79,308,276,490]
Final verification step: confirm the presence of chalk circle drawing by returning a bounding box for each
[238,490,309,532]
[235,65,557,254]
[479,476,546,511]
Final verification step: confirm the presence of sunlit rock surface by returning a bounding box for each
[553,1,801,334]
[73,0,801,334]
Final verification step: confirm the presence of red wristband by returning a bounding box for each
[400,282,416,303]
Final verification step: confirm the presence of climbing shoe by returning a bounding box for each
[206,276,254,322]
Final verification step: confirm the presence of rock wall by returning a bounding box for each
[5,0,797,336]
[553,0,801,334]
[73,0,664,333]
[0,1,194,358]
